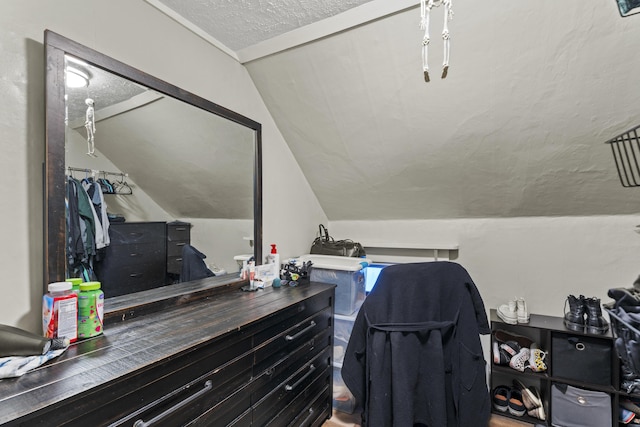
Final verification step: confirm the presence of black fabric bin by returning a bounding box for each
[551,332,612,386]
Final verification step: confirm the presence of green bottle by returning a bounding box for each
[78,281,104,339]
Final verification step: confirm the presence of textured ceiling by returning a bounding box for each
[154,0,374,51]
[151,0,640,220]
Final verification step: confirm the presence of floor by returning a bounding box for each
[322,412,535,427]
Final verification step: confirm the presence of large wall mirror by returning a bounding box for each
[45,31,262,306]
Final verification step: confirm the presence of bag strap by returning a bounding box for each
[319,224,332,242]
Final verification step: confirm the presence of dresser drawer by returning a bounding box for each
[167,240,188,257]
[167,255,183,275]
[254,307,332,372]
[109,222,166,246]
[99,262,166,297]
[290,387,332,427]
[252,350,332,427]
[167,223,191,241]
[26,333,254,426]
[252,328,331,401]
[103,242,166,267]
[252,292,332,349]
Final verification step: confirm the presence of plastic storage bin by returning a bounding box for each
[333,366,356,414]
[299,255,370,315]
[334,312,357,365]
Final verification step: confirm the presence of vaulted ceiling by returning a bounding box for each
[146,0,640,220]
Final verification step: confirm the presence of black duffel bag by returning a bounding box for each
[310,224,366,258]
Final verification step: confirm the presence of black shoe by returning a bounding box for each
[563,294,586,332]
[584,296,609,334]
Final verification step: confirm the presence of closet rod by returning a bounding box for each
[67,166,128,179]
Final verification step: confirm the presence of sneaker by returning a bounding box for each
[527,348,548,372]
[499,341,522,361]
[492,386,510,412]
[497,300,518,324]
[620,407,636,424]
[516,297,530,323]
[509,347,531,372]
[493,329,534,349]
[493,341,511,365]
[508,388,526,417]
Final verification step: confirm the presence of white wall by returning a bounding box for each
[330,216,640,318]
[0,0,326,332]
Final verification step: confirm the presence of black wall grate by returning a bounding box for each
[605,124,640,187]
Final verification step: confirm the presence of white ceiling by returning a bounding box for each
[147,0,640,220]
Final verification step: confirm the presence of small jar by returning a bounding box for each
[78,281,104,339]
[43,282,78,342]
[65,277,83,295]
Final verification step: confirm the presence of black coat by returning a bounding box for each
[341,262,491,427]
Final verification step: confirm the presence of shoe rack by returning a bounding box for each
[489,309,622,426]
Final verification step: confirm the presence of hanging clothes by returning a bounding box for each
[342,262,491,427]
[82,179,110,249]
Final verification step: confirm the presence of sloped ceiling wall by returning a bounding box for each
[243,1,640,220]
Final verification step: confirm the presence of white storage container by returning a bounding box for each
[333,365,356,414]
[334,312,357,365]
[298,255,370,315]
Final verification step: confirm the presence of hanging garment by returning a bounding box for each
[180,244,215,282]
[342,261,490,427]
[82,179,110,249]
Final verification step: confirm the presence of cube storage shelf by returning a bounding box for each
[489,309,628,427]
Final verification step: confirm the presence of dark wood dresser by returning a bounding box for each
[95,222,167,297]
[166,221,191,277]
[0,282,335,427]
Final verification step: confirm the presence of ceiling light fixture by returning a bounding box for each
[65,66,90,88]
[616,0,640,17]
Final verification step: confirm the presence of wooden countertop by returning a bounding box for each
[0,282,335,424]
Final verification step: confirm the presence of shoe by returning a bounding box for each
[621,407,636,424]
[527,348,548,372]
[493,329,534,349]
[584,296,609,334]
[492,386,510,412]
[564,294,586,332]
[508,388,526,417]
[497,300,518,324]
[527,405,546,421]
[516,297,530,323]
[512,379,542,411]
[499,341,522,361]
[492,341,511,365]
[509,347,531,372]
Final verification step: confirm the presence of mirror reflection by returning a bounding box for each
[46,33,262,299]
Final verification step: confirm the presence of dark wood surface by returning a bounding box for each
[0,282,335,425]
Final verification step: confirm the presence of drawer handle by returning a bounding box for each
[175,257,183,262]
[298,407,315,426]
[285,321,316,342]
[175,227,187,231]
[129,253,141,258]
[285,364,315,392]
[175,242,186,247]
[129,273,143,278]
[128,232,143,237]
[133,380,213,427]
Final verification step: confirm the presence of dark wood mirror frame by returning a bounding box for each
[44,30,262,313]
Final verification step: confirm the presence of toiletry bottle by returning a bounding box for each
[43,282,78,343]
[266,244,280,268]
[78,281,104,339]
